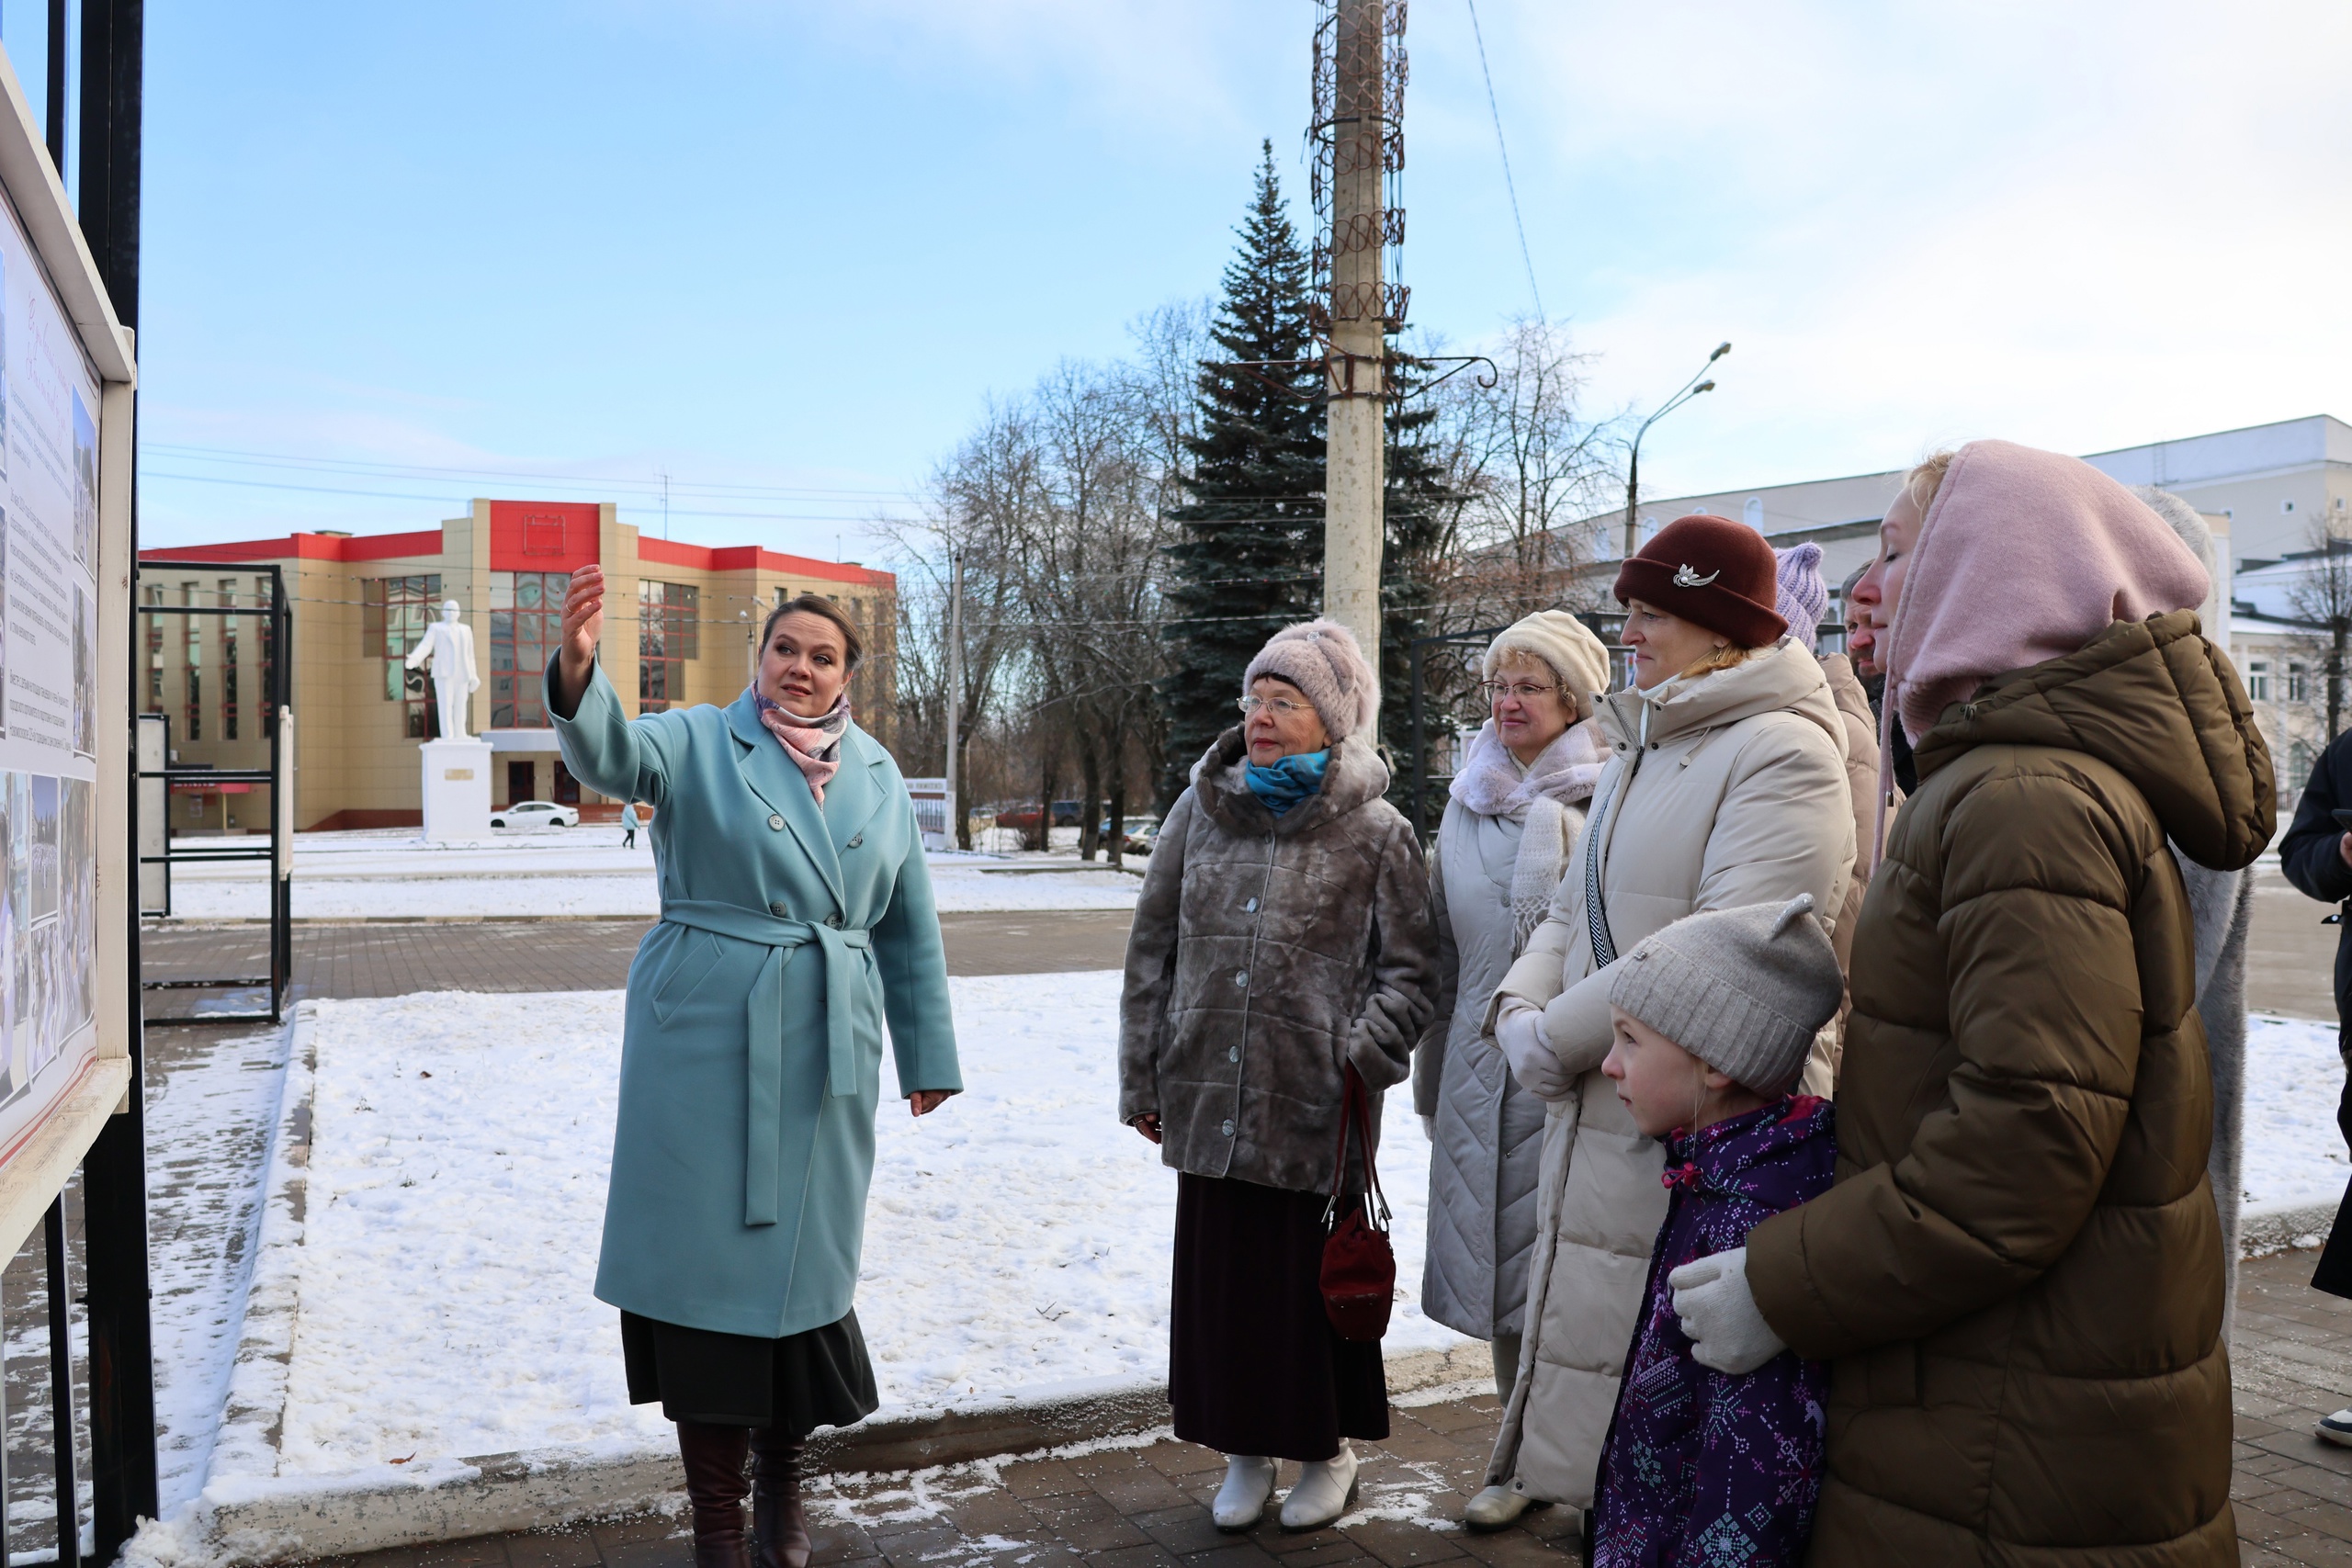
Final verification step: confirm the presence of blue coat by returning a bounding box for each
[548,660,962,1338]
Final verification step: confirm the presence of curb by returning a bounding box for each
[146,1348,1486,1567]
[2244,1200,2341,1258]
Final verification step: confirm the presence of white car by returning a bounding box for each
[491,800,579,829]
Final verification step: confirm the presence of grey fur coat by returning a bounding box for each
[2174,848,2252,1337]
[1118,729,1440,1193]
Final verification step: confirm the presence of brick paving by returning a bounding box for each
[272,1248,2352,1568]
[138,909,1137,1017]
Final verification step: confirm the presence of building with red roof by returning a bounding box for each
[140,500,895,829]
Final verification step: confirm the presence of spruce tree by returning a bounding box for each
[1379,355,1466,807]
[1158,144,1327,810]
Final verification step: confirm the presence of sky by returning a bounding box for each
[12,0,2345,558]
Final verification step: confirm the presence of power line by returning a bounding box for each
[139,441,919,502]
[1464,0,1544,321]
[138,468,917,525]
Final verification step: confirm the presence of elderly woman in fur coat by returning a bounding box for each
[1119,620,1439,1537]
[1413,614,1611,1456]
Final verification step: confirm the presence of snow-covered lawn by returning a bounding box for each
[2245,1013,2351,1213]
[142,984,2352,1516]
[265,974,1455,1473]
[158,829,1141,919]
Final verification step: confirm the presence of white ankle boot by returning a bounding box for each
[1279,1442,1359,1530]
[1464,1481,1533,1530]
[1212,1455,1277,1531]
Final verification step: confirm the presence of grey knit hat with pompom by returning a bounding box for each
[1609,894,1844,1096]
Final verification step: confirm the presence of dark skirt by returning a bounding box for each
[620,1308,879,1433]
[1170,1171,1388,1461]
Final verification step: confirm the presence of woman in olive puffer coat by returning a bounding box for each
[1677,441,2272,1567]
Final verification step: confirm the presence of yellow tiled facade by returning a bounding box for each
[140,500,897,829]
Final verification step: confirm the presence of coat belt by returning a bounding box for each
[659,899,873,1227]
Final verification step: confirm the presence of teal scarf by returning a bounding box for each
[1245,750,1330,816]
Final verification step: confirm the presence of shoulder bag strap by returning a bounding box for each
[1324,1066,1393,1230]
[1583,763,1625,969]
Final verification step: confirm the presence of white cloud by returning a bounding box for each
[1441,0,2352,491]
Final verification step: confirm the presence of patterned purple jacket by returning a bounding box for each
[1591,1096,1838,1568]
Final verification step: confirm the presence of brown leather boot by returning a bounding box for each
[677,1421,752,1568]
[748,1425,813,1568]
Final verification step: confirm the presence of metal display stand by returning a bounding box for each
[132,562,293,1025]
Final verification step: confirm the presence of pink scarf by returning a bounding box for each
[752,690,851,806]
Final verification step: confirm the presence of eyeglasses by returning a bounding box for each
[1480,680,1560,702]
[1238,694,1314,717]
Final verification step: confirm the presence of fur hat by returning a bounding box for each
[2134,487,2216,578]
[1610,894,1844,1097]
[1774,543,1829,653]
[1243,619,1378,742]
[1613,514,1787,648]
[1483,610,1612,715]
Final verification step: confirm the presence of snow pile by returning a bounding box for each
[145,1026,300,1517]
[263,975,1457,1472]
[2244,1013,2351,1214]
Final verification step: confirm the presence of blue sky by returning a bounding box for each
[15,1,2344,557]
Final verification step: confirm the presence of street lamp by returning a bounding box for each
[1623,341,1731,559]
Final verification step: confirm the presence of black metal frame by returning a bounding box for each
[132,563,292,1025]
[81,0,162,1560]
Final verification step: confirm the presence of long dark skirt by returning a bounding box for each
[620,1308,879,1434]
[1170,1171,1388,1461]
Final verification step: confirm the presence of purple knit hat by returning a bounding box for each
[1774,543,1829,652]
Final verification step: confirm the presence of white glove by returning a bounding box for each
[1496,1002,1572,1100]
[1668,1247,1786,1374]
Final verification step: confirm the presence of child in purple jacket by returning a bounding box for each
[1589,895,1844,1568]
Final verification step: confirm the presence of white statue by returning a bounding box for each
[404,600,481,741]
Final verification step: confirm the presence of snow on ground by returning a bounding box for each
[174,986,2352,1490]
[145,1025,294,1514]
[158,829,1139,919]
[2245,1013,2351,1213]
[267,974,1453,1472]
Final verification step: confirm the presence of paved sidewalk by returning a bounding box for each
[281,1247,2352,1568]
[140,909,1137,1016]
[301,1386,1573,1568]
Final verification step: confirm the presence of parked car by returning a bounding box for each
[491,800,579,829]
[995,800,1084,833]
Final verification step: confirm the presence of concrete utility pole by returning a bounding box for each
[1321,0,1388,694]
[944,549,963,849]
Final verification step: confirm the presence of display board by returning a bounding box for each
[0,160,109,1170]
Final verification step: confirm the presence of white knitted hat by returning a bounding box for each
[1609,894,1844,1097]
[1243,619,1379,742]
[1483,611,1612,715]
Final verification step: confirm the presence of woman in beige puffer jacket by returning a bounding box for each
[1476,515,1855,1530]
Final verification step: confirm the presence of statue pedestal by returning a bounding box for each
[420,739,494,841]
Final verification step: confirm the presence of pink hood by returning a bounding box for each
[1886,439,2210,744]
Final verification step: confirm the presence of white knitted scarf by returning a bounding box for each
[1451,718,1608,946]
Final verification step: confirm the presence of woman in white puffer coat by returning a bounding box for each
[1415,612,1613,1432]
[1475,515,1856,1540]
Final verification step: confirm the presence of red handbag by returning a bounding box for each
[1319,1066,1396,1342]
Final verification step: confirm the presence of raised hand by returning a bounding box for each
[552,564,606,716]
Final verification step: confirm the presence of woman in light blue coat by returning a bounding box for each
[549,567,960,1568]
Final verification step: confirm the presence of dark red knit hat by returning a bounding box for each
[1612,514,1788,648]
